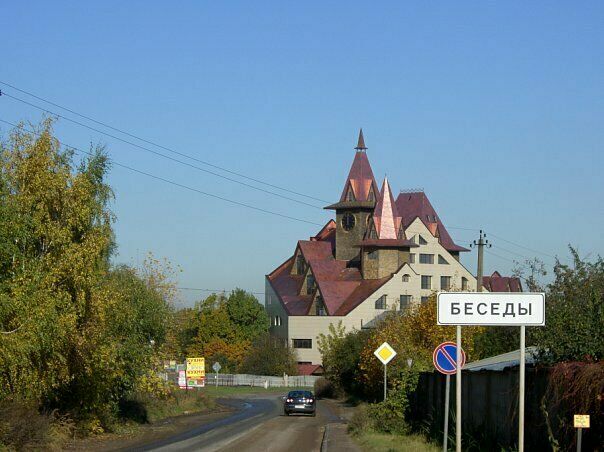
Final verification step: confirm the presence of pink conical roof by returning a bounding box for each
[372,177,402,239]
[339,150,378,202]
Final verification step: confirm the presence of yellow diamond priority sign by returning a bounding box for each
[374,342,397,365]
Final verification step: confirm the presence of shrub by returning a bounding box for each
[0,398,73,450]
[348,403,374,434]
[314,377,335,399]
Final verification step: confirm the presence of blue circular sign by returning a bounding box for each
[433,341,466,375]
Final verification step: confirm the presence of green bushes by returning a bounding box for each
[313,377,335,399]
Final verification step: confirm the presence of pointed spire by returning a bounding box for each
[354,128,367,151]
[372,177,402,240]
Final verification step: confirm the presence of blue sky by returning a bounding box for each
[2,2,603,306]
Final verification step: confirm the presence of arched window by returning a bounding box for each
[402,274,410,283]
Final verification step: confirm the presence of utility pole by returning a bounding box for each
[471,230,491,292]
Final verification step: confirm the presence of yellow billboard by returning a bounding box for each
[186,357,205,378]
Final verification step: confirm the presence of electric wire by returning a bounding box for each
[0,80,330,204]
[0,91,324,210]
[0,118,323,227]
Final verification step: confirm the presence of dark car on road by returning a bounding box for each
[283,390,316,416]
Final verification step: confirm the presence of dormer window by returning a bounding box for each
[296,255,305,274]
[316,297,327,316]
[306,274,315,295]
[346,186,356,202]
[367,185,376,202]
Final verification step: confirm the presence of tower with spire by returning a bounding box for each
[360,177,416,279]
[325,129,379,263]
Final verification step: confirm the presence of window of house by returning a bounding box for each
[441,276,451,290]
[421,296,430,304]
[368,250,378,260]
[462,277,468,291]
[368,186,375,202]
[375,295,387,309]
[438,255,449,265]
[400,295,412,310]
[402,274,410,282]
[316,298,326,316]
[419,254,434,264]
[346,186,355,201]
[306,274,315,295]
[409,253,416,263]
[293,339,312,349]
[419,235,428,245]
[421,275,432,290]
[296,255,305,274]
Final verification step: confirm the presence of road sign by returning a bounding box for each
[374,342,397,365]
[374,342,397,402]
[432,342,466,375]
[574,415,590,429]
[437,292,545,326]
[212,362,221,372]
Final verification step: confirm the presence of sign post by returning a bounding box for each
[438,292,545,452]
[374,342,397,401]
[212,361,221,388]
[433,341,466,452]
[574,415,590,452]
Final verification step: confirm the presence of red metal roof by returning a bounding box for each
[297,363,324,376]
[267,221,395,316]
[482,271,523,292]
[395,191,469,253]
[339,151,379,202]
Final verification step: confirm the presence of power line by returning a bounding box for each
[491,244,532,261]
[488,232,557,260]
[0,80,330,204]
[0,84,561,261]
[178,287,265,295]
[0,90,324,210]
[0,118,323,227]
[485,249,517,263]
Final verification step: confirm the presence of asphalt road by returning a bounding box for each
[141,394,353,452]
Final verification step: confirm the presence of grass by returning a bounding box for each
[140,388,217,423]
[353,431,440,452]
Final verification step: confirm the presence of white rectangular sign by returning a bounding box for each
[437,292,545,326]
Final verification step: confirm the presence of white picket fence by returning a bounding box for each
[204,373,320,388]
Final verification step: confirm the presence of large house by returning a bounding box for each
[265,131,521,368]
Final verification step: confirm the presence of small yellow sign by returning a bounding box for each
[374,342,397,365]
[574,415,590,429]
[186,357,205,378]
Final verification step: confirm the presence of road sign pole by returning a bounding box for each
[384,364,387,401]
[456,325,462,452]
[443,373,450,452]
[519,325,526,452]
[577,428,582,452]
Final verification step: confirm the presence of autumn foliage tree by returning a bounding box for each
[0,119,172,430]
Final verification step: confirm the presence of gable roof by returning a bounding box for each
[267,221,395,316]
[482,271,523,292]
[338,151,379,203]
[395,191,469,252]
